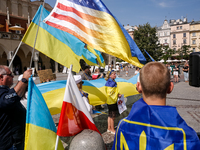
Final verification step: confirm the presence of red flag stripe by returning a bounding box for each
[56,3,106,25]
[45,21,95,48]
[50,12,104,38]
[57,101,100,137]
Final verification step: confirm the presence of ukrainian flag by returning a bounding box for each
[25,77,64,150]
[22,6,104,73]
[44,0,146,68]
[37,74,140,115]
[112,98,200,150]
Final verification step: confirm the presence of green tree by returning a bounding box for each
[161,46,175,63]
[134,23,162,62]
[178,45,192,59]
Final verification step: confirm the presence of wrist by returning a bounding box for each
[21,78,28,84]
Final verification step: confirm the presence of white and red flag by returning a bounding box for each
[57,66,100,136]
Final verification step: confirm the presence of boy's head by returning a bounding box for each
[137,62,173,99]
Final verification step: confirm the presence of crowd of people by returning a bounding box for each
[166,60,189,82]
[0,60,197,150]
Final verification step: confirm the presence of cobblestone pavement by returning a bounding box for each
[13,67,200,150]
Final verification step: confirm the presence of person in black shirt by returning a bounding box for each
[81,66,92,80]
[0,65,32,150]
[183,62,189,82]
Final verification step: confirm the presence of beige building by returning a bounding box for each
[190,21,200,52]
[0,0,53,74]
[170,18,190,54]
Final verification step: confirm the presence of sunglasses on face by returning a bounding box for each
[1,73,14,77]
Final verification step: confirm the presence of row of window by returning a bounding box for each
[161,32,196,38]
[177,26,182,30]
[173,33,187,38]
[172,39,196,45]
[7,0,33,18]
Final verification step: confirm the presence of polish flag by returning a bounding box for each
[57,66,100,136]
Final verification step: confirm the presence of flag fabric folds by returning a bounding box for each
[57,68,100,136]
[44,0,146,68]
[37,74,140,115]
[25,77,64,150]
[112,98,200,150]
[22,5,104,73]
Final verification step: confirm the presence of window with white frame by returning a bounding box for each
[177,27,179,30]
[192,40,196,44]
[173,34,176,38]
[183,33,186,37]
[165,39,167,43]
[193,48,195,52]
[192,32,196,37]
[183,39,186,44]
[180,26,182,29]
[173,40,176,45]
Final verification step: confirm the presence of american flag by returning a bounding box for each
[44,0,146,68]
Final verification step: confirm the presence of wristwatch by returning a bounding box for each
[21,78,28,84]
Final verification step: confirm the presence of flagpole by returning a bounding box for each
[55,64,73,150]
[29,0,45,69]
[8,41,22,68]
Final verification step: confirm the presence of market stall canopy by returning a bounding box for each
[172,59,179,62]
[181,59,186,62]
[9,25,25,31]
[0,24,4,28]
[166,60,172,62]
[158,59,164,62]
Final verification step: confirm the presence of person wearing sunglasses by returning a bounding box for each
[0,65,32,150]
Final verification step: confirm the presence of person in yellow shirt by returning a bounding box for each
[105,70,121,134]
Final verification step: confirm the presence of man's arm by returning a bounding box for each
[14,69,32,98]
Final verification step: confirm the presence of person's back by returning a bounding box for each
[112,62,200,150]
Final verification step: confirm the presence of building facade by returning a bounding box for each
[156,20,171,48]
[0,0,53,74]
[170,18,190,54]
[190,21,200,52]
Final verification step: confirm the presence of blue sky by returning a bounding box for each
[44,0,200,27]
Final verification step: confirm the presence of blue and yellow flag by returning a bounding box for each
[22,6,104,73]
[112,98,200,150]
[144,49,155,62]
[37,74,140,115]
[105,78,119,105]
[25,77,64,150]
[44,0,146,68]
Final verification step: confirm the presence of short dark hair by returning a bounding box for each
[83,66,90,70]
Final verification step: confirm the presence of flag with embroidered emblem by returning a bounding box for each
[112,98,200,150]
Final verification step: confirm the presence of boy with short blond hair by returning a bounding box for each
[112,62,200,150]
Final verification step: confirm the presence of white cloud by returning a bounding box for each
[151,0,174,8]
[159,2,169,7]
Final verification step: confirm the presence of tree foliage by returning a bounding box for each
[134,23,162,62]
[161,46,175,63]
[177,45,192,59]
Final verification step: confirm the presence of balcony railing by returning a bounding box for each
[0,32,24,41]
